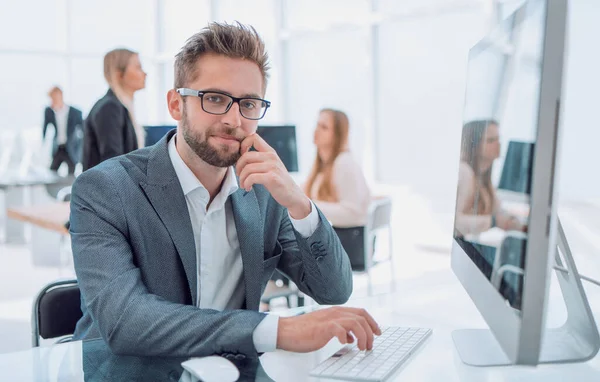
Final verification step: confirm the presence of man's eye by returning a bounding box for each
[206,95,223,103]
[242,100,257,109]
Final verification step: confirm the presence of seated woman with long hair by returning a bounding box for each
[304,108,370,227]
[455,119,525,236]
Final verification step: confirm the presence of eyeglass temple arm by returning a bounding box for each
[176,88,199,97]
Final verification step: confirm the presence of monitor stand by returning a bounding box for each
[452,219,600,366]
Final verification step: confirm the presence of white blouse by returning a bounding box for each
[310,152,371,228]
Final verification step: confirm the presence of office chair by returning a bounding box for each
[260,270,304,311]
[31,279,82,347]
[490,231,527,289]
[334,196,396,296]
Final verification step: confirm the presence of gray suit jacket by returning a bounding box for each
[70,129,353,358]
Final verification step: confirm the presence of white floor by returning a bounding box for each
[1,186,599,356]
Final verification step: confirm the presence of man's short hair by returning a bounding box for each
[48,86,62,97]
[174,22,270,92]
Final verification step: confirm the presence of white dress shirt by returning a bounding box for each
[310,151,371,227]
[52,105,69,145]
[168,135,319,352]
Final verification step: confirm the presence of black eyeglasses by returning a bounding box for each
[176,88,271,120]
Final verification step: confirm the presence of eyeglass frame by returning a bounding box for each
[176,88,271,120]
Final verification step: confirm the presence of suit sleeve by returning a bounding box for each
[275,205,353,305]
[70,169,266,357]
[91,102,127,162]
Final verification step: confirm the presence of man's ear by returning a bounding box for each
[167,89,183,121]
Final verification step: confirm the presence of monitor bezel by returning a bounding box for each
[451,0,567,365]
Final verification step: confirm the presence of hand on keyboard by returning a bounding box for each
[276,307,381,353]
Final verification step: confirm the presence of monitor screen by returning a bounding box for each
[144,125,176,147]
[453,1,546,310]
[498,140,535,194]
[256,125,298,172]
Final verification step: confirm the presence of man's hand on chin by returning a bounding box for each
[236,133,311,219]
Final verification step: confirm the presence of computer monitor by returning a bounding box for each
[450,0,597,366]
[144,125,176,147]
[256,125,298,172]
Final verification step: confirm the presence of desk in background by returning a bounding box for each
[6,202,70,267]
[0,168,64,244]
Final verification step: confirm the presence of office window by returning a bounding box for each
[214,0,278,35]
[161,0,211,55]
[0,0,67,51]
[69,0,155,55]
[283,0,371,31]
[379,0,488,16]
[0,54,68,131]
[69,57,107,115]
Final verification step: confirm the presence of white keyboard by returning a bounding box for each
[310,326,432,381]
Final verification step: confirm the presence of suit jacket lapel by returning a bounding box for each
[139,130,198,305]
[231,189,264,311]
[66,107,74,137]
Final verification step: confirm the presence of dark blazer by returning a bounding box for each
[70,129,353,358]
[82,89,138,171]
[43,106,84,164]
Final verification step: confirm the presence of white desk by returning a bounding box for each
[1,263,599,381]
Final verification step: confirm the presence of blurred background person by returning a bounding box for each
[454,119,526,236]
[42,86,83,175]
[82,48,146,171]
[304,108,370,227]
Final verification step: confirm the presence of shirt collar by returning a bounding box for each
[168,134,239,199]
[53,105,68,114]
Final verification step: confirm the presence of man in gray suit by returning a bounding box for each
[70,22,380,359]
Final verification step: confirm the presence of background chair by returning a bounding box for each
[31,279,82,347]
[334,196,396,296]
[260,270,304,311]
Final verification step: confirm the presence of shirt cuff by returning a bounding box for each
[252,313,279,353]
[288,201,319,238]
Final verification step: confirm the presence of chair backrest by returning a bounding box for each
[367,196,393,234]
[334,226,367,271]
[32,279,82,347]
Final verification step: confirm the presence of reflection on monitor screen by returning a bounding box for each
[453,1,546,310]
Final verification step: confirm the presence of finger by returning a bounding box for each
[341,308,381,336]
[243,172,277,191]
[328,322,349,345]
[357,316,374,350]
[240,133,275,155]
[236,151,274,176]
[338,318,368,351]
[339,314,374,350]
[239,162,277,190]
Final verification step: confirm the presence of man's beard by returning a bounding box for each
[180,104,244,167]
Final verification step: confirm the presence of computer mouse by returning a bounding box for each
[181,356,240,382]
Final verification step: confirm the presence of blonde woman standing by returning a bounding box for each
[304,109,371,227]
[83,48,146,171]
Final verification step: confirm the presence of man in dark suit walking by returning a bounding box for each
[43,86,83,174]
